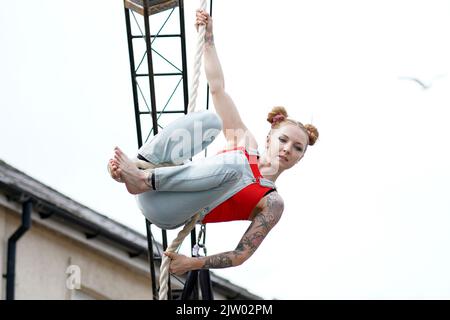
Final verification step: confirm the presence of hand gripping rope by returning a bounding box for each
[158,0,208,300]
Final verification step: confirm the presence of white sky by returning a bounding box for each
[1,0,450,300]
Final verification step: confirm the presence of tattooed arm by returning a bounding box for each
[165,192,284,275]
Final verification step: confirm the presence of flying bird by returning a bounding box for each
[398,73,447,90]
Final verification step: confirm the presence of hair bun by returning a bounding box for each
[267,106,288,127]
[304,124,319,146]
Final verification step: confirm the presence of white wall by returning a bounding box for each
[0,205,153,300]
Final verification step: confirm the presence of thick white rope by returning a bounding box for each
[188,0,207,114]
[158,0,208,300]
[158,213,201,300]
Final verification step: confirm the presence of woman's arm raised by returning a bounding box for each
[165,192,284,275]
[196,10,258,149]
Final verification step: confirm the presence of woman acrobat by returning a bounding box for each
[108,10,319,276]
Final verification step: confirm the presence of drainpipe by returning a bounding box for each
[6,199,33,300]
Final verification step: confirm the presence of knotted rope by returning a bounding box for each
[158,0,207,300]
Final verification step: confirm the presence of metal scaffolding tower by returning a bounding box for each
[123,0,213,300]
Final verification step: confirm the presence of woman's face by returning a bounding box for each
[266,123,308,170]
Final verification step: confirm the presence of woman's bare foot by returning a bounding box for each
[113,147,152,195]
[108,159,124,183]
[108,158,152,183]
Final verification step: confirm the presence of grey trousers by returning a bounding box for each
[135,111,258,229]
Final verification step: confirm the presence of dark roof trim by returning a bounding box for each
[0,159,262,300]
[0,159,151,257]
